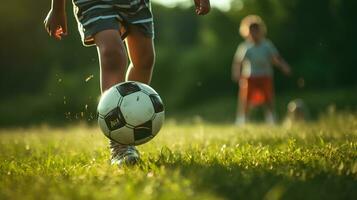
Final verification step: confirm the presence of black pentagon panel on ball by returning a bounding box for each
[105,108,126,131]
[116,82,141,96]
[150,94,164,113]
[134,120,152,141]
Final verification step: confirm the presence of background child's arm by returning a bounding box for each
[232,44,246,82]
[194,0,210,15]
[272,55,291,76]
[231,59,242,82]
[44,0,67,40]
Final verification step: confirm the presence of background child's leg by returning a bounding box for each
[263,77,275,124]
[125,26,155,84]
[236,79,248,125]
[94,30,128,92]
[264,102,276,124]
[238,98,249,124]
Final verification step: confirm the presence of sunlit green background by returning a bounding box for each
[1,0,356,126]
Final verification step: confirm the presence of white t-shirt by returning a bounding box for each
[234,39,279,77]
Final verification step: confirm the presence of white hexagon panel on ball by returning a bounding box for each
[120,92,155,127]
[97,87,122,117]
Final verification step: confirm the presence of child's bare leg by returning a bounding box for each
[236,95,248,125]
[236,81,248,125]
[125,26,155,84]
[94,30,128,92]
[94,30,139,165]
[264,101,276,124]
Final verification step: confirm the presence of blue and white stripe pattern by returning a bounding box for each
[72,0,154,46]
[74,0,152,26]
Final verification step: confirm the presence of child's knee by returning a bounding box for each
[99,43,128,70]
[95,31,127,68]
[100,44,126,61]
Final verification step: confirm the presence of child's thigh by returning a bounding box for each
[125,25,155,64]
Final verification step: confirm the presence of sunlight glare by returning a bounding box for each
[152,0,234,11]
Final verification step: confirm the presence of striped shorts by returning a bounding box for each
[72,0,154,46]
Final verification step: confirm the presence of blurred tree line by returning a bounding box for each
[0,0,356,126]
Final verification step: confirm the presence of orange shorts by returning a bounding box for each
[239,76,274,106]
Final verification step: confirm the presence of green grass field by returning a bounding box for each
[1,113,356,200]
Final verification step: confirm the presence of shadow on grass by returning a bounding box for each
[152,159,356,200]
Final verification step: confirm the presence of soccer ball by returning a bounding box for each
[97,81,164,145]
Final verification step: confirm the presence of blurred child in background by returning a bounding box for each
[232,15,291,125]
